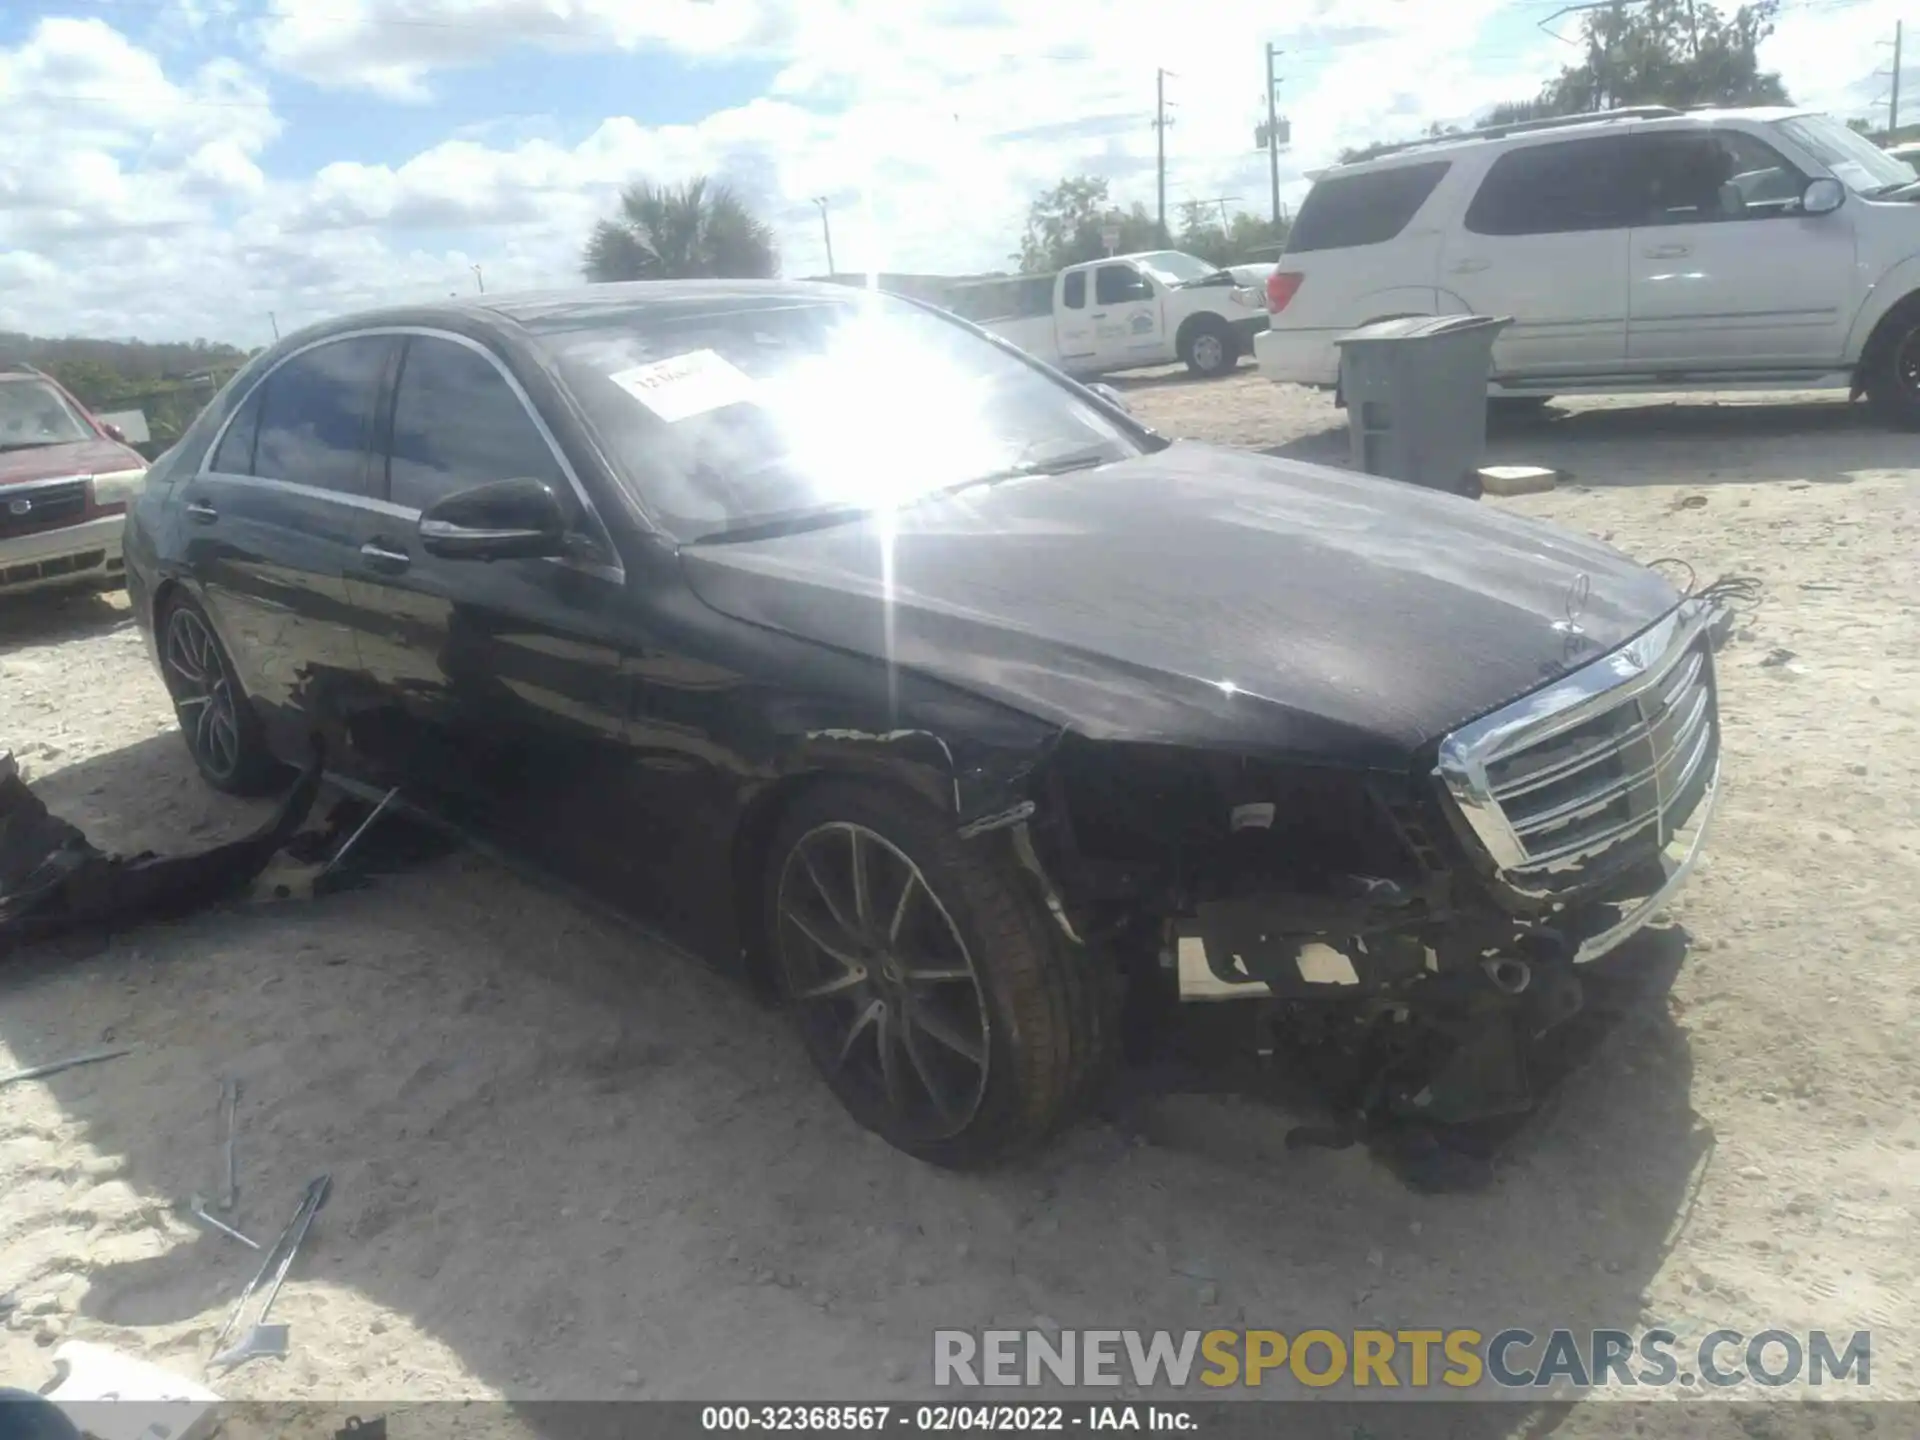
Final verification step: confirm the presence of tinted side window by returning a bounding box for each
[386,337,564,513]
[1464,138,1636,236]
[209,389,261,475]
[1094,265,1153,305]
[1062,271,1086,309]
[252,336,394,493]
[1287,161,1450,252]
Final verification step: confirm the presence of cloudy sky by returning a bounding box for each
[0,0,1908,345]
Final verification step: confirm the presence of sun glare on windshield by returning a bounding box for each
[751,301,1007,513]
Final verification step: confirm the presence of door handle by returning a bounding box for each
[1448,258,1491,274]
[1644,243,1693,258]
[359,540,411,573]
[1091,311,1108,318]
[184,499,218,524]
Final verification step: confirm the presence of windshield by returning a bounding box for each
[0,379,94,450]
[1131,251,1221,286]
[532,291,1144,542]
[1775,114,1917,193]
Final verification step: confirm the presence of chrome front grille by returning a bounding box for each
[1437,601,1721,898]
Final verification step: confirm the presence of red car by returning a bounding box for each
[1,364,150,597]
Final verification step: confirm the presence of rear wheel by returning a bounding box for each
[1180,318,1239,378]
[765,780,1114,1167]
[1864,305,1920,430]
[157,594,282,796]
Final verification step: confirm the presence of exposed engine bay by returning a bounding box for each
[1001,598,1727,1186]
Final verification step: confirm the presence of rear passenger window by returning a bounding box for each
[1286,161,1450,253]
[386,337,565,513]
[208,390,261,475]
[1063,271,1086,309]
[1464,138,1638,236]
[251,336,395,494]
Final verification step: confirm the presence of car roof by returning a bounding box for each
[1328,105,1818,177]
[272,279,875,352]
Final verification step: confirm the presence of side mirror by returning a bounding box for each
[101,422,127,443]
[1802,177,1846,215]
[418,476,567,561]
[1087,381,1131,414]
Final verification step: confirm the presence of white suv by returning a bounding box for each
[1254,106,1920,426]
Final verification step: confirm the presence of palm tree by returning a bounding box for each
[582,176,779,283]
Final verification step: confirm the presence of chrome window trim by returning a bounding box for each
[1435,597,1717,873]
[194,325,624,583]
[205,473,421,522]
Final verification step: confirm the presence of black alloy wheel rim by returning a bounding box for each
[775,821,990,1140]
[1898,326,1920,397]
[161,607,241,781]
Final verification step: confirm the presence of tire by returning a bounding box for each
[155,593,283,796]
[1180,318,1238,378]
[763,779,1115,1168]
[1863,304,1920,431]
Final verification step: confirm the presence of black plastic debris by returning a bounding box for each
[0,745,322,958]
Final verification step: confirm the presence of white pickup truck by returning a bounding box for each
[943,250,1270,378]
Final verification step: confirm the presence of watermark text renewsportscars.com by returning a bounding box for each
[933,1328,1871,1392]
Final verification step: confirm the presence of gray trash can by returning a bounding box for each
[1335,314,1511,497]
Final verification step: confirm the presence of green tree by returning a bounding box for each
[1533,0,1789,112]
[582,176,778,283]
[1340,120,1463,166]
[1339,1,1788,165]
[40,358,122,408]
[1175,205,1290,266]
[1016,176,1161,272]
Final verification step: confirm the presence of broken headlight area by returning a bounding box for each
[1021,735,1669,1188]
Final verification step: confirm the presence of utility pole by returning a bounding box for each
[1892,20,1904,136]
[267,312,279,341]
[1265,43,1283,228]
[813,196,836,277]
[1154,69,1175,246]
[472,264,485,294]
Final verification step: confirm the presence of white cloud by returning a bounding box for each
[255,0,786,100]
[0,0,1904,345]
[1764,0,1908,120]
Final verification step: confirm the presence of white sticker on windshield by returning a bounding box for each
[609,349,756,423]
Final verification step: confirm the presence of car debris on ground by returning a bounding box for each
[0,745,323,957]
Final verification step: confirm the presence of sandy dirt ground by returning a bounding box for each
[2,369,1917,1433]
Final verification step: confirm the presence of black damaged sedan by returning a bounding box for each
[125,281,1721,1168]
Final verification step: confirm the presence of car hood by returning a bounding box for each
[678,441,1683,769]
[0,437,144,487]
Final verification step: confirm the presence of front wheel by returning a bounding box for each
[1864,307,1920,430]
[156,595,283,796]
[1181,319,1239,378]
[764,780,1114,1167]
